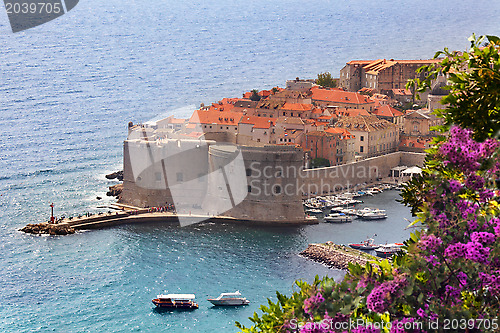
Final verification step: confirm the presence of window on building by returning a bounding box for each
[247,185,252,193]
[176,172,183,182]
[360,146,364,153]
[246,168,252,177]
[155,172,162,181]
[360,136,364,142]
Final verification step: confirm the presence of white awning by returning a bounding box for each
[402,166,422,175]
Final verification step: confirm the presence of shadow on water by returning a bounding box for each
[152,307,198,315]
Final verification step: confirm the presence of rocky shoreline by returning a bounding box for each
[20,223,75,235]
[105,170,123,181]
[300,243,377,270]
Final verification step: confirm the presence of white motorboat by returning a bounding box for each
[375,243,404,258]
[355,208,386,219]
[359,211,387,220]
[324,213,352,223]
[207,291,250,306]
[305,208,323,215]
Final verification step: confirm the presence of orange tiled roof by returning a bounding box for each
[219,98,240,105]
[372,105,403,117]
[364,59,397,75]
[396,59,442,64]
[208,103,235,113]
[189,109,242,126]
[399,136,430,149]
[392,89,412,96]
[334,114,396,132]
[346,60,373,65]
[335,108,371,117]
[324,127,354,139]
[305,130,336,137]
[276,116,305,126]
[311,87,374,105]
[280,103,313,111]
[240,115,276,129]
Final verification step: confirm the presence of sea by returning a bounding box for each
[0,0,499,332]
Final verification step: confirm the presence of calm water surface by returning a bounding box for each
[1,0,499,331]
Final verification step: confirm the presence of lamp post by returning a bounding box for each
[50,203,54,223]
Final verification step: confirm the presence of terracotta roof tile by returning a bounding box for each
[334,115,396,132]
[280,103,313,111]
[189,110,242,126]
[311,87,374,105]
[239,115,276,129]
[335,108,371,117]
[372,105,403,117]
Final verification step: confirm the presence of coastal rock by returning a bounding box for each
[300,243,373,270]
[105,170,123,181]
[20,223,75,235]
[107,184,123,198]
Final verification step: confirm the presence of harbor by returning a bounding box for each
[20,177,405,235]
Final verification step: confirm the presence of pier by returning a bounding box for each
[20,203,318,235]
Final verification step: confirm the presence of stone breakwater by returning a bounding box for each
[20,223,75,235]
[300,243,377,270]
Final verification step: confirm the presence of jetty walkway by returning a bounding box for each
[20,203,318,235]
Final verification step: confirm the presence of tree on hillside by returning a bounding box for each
[250,89,261,101]
[316,72,337,88]
[236,35,500,333]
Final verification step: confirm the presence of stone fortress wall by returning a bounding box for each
[301,151,425,195]
[120,136,426,224]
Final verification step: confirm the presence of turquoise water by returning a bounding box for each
[1,0,500,331]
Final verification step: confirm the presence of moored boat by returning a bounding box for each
[152,294,199,309]
[349,236,379,250]
[324,213,352,223]
[207,291,250,306]
[305,208,323,215]
[359,211,387,220]
[356,207,387,220]
[375,243,404,258]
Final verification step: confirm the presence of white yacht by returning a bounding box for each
[207,291,250,306]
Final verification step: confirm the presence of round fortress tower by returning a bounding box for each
[207,144,306,223]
